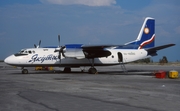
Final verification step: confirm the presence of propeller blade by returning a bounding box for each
[59,52,61,63]
[39,40,41,47]
[34,40,41,48]
[58,35,61,64]
[58,35,60,47]
[34,44,37,48]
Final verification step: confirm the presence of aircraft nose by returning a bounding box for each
[4,55,15,65]
[4,57,9,64]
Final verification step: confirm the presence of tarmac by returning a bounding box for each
[0,62,180,111]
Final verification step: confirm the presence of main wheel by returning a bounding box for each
[22,69,28,74]
[88,68,97,74]
[63,67,71,73]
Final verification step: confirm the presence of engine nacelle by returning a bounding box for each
[63,44,85,59]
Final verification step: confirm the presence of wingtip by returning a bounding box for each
[169,43,176,46]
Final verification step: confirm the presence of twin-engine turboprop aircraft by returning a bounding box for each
[4,17,175,74]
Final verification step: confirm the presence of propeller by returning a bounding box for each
[55,35,65,64]
[34,40,41,48]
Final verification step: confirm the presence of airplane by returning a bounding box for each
[4,17,175,74]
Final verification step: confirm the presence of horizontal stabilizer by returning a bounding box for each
[147,44,175,56]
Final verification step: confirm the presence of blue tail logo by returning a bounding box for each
[125,17,155,49]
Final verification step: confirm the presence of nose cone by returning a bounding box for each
[4,55,16,65]
[4,56,10,64]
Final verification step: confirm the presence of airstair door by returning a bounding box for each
[117,52,127,72]
[117,52,123,63]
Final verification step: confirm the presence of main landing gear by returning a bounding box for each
[88,67,97,74]
[63,67,71,73]
[88,58,98,74]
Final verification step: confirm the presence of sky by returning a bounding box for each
[0,0,180,62]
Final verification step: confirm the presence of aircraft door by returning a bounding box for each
[117,52,123,62]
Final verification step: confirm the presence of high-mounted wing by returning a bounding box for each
[146,44,175,56]
[63,44,139,59]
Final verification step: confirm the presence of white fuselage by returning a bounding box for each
[4,48,149,67]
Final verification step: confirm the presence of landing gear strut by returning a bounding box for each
[88,58,97,74]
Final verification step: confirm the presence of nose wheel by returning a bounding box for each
[22,69,28,74]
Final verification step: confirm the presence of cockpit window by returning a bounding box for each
[15,49,28,56]
[19,49,25,54]
[15,49,35,56]
[20,50,24,53]
[28,50,32,54]
[17,49,35,55]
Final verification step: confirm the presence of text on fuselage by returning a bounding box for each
[29,54,58,63]
[123,52,135,55]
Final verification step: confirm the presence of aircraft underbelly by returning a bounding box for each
[60,57,118,66]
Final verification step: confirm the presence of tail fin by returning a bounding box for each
[125,17,155,49]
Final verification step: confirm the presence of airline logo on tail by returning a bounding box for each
[125,17,155,49]
[144,27,150,34]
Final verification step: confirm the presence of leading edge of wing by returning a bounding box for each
[81,44,140,49]
[81,45,119,49]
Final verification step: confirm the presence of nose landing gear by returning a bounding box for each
[22,68,28,74]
